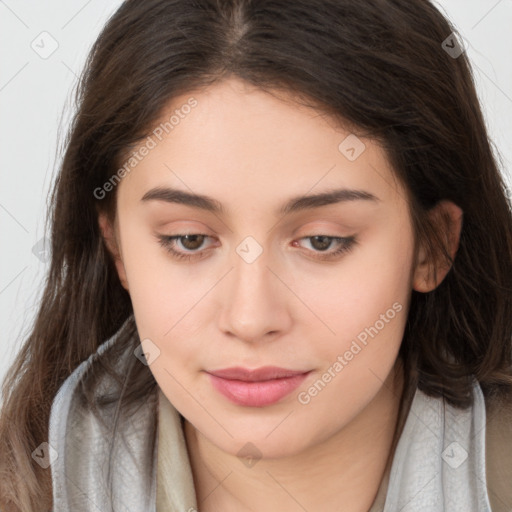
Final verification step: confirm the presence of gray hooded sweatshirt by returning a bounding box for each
[48,315,508,511]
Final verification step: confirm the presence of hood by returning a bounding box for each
[49,315,167,511]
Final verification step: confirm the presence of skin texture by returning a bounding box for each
[99,77,463,511]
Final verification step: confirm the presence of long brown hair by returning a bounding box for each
[1,0,511,509]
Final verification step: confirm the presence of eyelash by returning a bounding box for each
[156,233,357,262]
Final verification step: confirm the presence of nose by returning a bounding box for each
[218,247,293,344]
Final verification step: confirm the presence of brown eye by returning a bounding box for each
[295,235,357,260]
[156,233,214,261]
[309,236,335,251]
[177,234,207,251]
[156,233,357,263]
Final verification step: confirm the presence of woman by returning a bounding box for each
[1,0,511,510]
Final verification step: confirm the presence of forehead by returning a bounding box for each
[116,77,407,214]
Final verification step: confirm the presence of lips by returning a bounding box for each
[208,366,308,381]
[206,366,311,407]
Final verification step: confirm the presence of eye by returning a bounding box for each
[293,235,357,260]
[156,234,215,261]
[156,233,357,262]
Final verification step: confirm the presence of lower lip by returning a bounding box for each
[207,372,311,407]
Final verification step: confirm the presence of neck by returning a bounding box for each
[184,358,406,512]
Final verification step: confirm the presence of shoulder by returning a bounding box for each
[485,388,512,511]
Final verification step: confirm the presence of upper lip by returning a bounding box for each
[206,366,310,382]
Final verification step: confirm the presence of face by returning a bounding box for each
[101,77,425,458]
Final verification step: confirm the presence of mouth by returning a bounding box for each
[205,366,312,407]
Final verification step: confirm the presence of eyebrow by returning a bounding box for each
[140,186,380,216]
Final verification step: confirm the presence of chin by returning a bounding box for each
[202,419,318,461]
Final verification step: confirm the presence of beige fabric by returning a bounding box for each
[485,391,512,511]
[157,386,512,512]
[156,388,198,511]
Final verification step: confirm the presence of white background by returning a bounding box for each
[1,0,511,399]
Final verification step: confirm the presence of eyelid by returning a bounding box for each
[293,220,356,234]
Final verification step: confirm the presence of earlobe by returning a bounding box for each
[98,212,129,291]
[412,200,463,293]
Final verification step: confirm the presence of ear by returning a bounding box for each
[412,200,463,293]
[98,212,129,291]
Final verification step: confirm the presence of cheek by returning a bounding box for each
[118,219,213,385]
[293,221,414,362]
[118,217,196,330]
